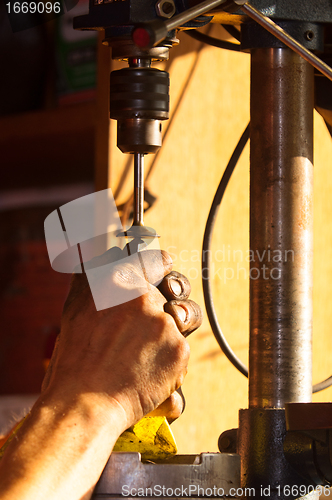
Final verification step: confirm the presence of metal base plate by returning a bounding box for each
[92,452,240,498]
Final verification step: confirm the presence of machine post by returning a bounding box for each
[249,47,314,408]
[238,47,315,498]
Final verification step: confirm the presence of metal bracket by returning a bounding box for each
[93,452,241,497]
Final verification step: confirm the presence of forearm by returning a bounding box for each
[0,389,126,500]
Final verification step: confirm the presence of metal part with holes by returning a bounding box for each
[92,452,241,497]
[241,21,324,52]
[156,0,176,19]
[242,4,332,83]
[249,47,314,409]
[238,0,332,23]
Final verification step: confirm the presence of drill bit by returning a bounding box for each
[117,151,158,252]
[128,152,145,254]
[133,152,144,227]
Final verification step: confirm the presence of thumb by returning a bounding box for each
[122,249,173,286]
[85,249,173,311]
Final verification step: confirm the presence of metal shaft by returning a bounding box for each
[249,48,314,408]
[133,152,145,226]
[164,0,228,32]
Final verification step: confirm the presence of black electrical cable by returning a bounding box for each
[202,123,332,393]
[221,24,241,42]
[313,376,332,393]
[185,29,240,51]
[202,124,250,377]
[146,29,211,182]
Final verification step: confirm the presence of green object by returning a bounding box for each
[56,2,97,100]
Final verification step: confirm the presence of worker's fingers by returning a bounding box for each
[78,247,173,286]
[133,249,173,285]
[146,391,184,423]
[157,271,191,301]
[112,249,173,287]
[67,248,173,312]
[176,386,186,413]
[164,299,203,337]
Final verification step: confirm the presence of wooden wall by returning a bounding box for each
[104,26,332,454]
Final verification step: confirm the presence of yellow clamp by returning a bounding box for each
[113,415,177,461]
[0,415,177,462]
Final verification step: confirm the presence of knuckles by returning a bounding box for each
[166,327,190,371]
[111,262,146,289]
[176,336,190,366]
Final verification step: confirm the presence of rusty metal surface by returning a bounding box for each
[249,47,314,409]
[238,408,315,498]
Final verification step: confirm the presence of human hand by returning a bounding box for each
[0,247,202,500]
[149,270,202,422]
[42,247,202,432]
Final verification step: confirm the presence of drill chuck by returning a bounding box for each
[110,67,170,154]
[117,118,162,154]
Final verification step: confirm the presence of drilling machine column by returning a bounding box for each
[238,47,314,498]
[249,48,314,408]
